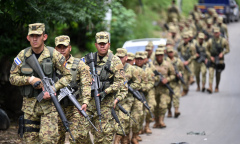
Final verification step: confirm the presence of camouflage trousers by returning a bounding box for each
[209,67,221,85]
[194,61,207,84]
[23,101,59,144]
[183,68,191,90]
[155,88,171,117]
[189,62,195,78]
[116,95,134,135]
[57,105,91,144]
[131,98,143,133]
[168,84,181,109]
[87,106,117,144]
[144,88,156,122]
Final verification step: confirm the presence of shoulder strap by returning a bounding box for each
[46,46,54,59]
[24,47,31,57]
[70,57,80,85]
[105,52,113,72]
[123,63,129,71]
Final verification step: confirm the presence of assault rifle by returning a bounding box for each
[117,103,136,123]
[111,107,126,136]
[173,64,186,85]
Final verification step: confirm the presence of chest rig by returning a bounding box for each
[181,44,191,60]
[19,47,54,98]
[211,38,223,57]
[86,52,114,93]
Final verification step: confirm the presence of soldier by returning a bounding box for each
[216,17,229,39]
[191,4,202,19]
[145,41,155,62]
[153,47,175,128]
[203,19,214,41]
[54,35,92,144]
[178,32,197,96]
[114,48,141,144]
[194,33,208,92]
[9,23,72,143]
[84,31,127,143]
[126,52,144,143]
[166,45,184,118]
[167,0,180,23]
[168,26,181,46]
[206,27,230,93]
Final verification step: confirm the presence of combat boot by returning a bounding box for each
[153,116,160,128]
[167,108,172,118]
[159,115,166,128]
[202,82,206,92]
[121,134,129,144]
[189,76,195,85]
[215,87,219,92]
[207,83,212,94]
[196,83,200,91]
[174,107,181,118]
[136,135,142,141]
[114,134,122,144]
[131,133,139,144]
[144,121,152,134]
[181,89,188,96]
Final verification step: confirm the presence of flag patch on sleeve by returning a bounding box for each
[14,57,22,65]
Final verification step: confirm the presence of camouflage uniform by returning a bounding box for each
[154,48,175,128]
[54,36,92,144]
[167,3,180,23]
[206,27,230,93]
[203,19,214,41]
[9,23,72,144]
[114,48,141,143]
[84,32,127,144]
[177,32,197,95]
[166,46,184,118]
[216,17,229,39]
[194,33,208,91]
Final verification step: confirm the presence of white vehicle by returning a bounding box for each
[122,38,167,54]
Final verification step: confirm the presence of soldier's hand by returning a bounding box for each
[161,78,168,84]
[81,104,88,112]
[210,56,215,62]
[196,53,200,57]
[113,99,119,109]
[177,73,182,78]
[98,91,107,101]
[28,76,43,89]
[219,53,223,58]
[184,61,189,65]
[205,59,208,64]
[42,87,51,100]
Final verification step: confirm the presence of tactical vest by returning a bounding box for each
[169,6,178,13]
[19,47,54,98]
[219,25,226,38]
[61,57,81,107]
[211,38,223,57]
[195,43,207,60]
[86,52,114,93]
[181,44,191,60]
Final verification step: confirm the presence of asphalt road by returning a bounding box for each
[140,22,240,144]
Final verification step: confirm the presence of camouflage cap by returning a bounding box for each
[173,18,178,23]
[188,15,193,20]
[115,48,127,57]
[169,26,176,33]
[55,35,70,46]
[183,31,189,38]
[166,45,174,52]
[155,47,165,55]
[145,41,154,50]
[127,52,135,60]
[28,23,45,35]
[95,31,109,43]
[198,32,205,39]
[166,38,174,45]
[144,51,148,57]
[158,43,166,48]
[218,17,223,23]
[178,22,185,27]
[207,18,212,24]
[135,51,147,59]
[213,27,220,33]
[188,30,193,37]
[213,13,218,17]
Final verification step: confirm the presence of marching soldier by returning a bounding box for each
[216,17,229,39]
[114,48,141,144]
[153,48,175,128]
[194,33,208,92]
[54,35,92,144]
[167,0,180,23]
[84,31,127,143]
[206,27,230,93]
[9,23,72,143]
[166,45,184,118]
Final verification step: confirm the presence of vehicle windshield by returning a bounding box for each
[125,46,158,54]
[199,0,230,4]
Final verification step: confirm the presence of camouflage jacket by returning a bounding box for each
[9,46,72,115]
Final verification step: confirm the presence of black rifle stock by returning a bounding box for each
[88,52,102,131]
[58,86,98,131]
[180,56,192,73]
[117,103,136,123]
[153,70,175,95]
[128,86,154,118]
[26,54,75,141]
[111,107,126,136]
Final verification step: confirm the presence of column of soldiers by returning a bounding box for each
[9,2,230,143]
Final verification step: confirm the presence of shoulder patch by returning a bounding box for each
[59,55,66,65]
[10,62,17,71]
[14,57,22,65]
[116,64,123,70]
[81,57,85,63]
